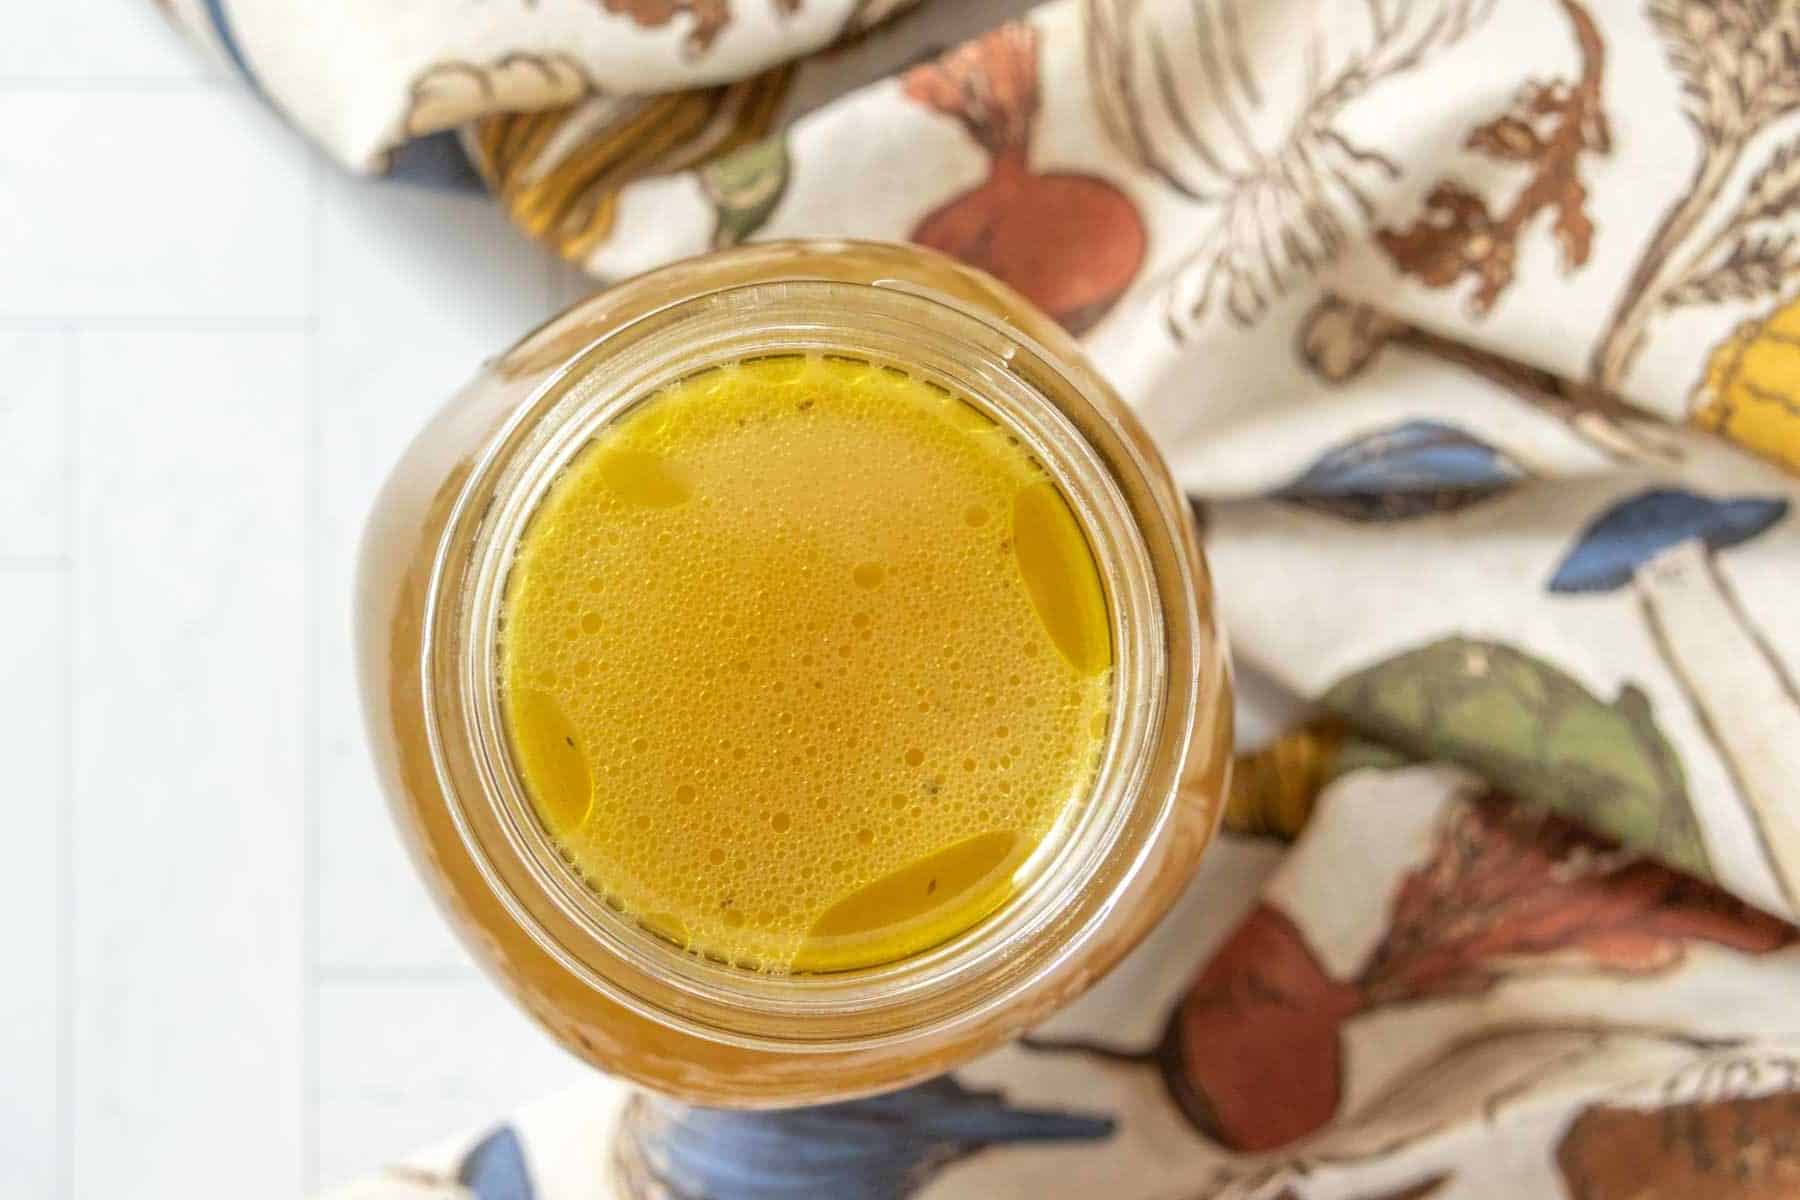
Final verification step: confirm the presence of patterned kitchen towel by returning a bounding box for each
[156,0,1800,1195]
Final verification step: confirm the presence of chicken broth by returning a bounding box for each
[499,353,1112,972]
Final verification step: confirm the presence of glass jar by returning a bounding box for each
[356,241,1232,1106]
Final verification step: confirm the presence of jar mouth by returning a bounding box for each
[421,277,1198,1052]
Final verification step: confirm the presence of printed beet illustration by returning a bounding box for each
[902,24,1146,336]
[1025,782,1790,1156]
[1162,792,1791,1152]
[1550,488,1799,908]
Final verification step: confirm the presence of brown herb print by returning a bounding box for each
[1590,0,1800,392]
[1378,0,1609,313]
[904,24,1147,335]
[1298,293,1681,463]
[597,0,800,53]
[1084,0,1493,332]
[601,0,731,51]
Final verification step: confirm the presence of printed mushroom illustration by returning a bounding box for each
[1550,488,1799,908]
[609,1075,1114,1199]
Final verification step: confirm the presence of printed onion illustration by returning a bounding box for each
[902,24,1146,336]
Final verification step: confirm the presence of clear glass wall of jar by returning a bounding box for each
[356,241,1232,1106]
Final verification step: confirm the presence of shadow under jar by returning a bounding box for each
[356,241,1231,1107]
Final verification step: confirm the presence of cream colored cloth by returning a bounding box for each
[160,0,1800,1194]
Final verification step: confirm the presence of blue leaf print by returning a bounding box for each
[457,1125,533,1200]
[1277,420,1526,522]
[611,1075,1113,1199]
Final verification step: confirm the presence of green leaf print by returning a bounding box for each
[700,134,790,248]
[1323,637,1711,879]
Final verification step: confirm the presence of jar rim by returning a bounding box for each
[419,271,1206,1053]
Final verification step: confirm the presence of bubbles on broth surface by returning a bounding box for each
[500,354,1111,971]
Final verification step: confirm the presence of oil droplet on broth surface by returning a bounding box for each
[795,831,1021,972]
[505,690,593,832]
[1012,482,1111,676]
[597,447,693,508]
[499,354,1111,972]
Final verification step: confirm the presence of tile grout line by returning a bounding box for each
[0,316,311,332]
[0,555,71,571]
[56,324,76,1200]
[302,149,326,1197]
[0,77,228,91]
[0,76,228,88]
[316,964,483,984]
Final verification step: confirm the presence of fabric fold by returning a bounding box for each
[156,0,1800,1194]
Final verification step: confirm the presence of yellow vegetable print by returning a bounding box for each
[1693,296,1800,475]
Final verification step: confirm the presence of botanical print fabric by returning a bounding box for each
[154,0,1800,1195]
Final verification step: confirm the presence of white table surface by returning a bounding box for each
[0,7,1304,1194]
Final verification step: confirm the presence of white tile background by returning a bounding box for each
[1,9,1303,1196]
